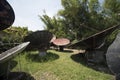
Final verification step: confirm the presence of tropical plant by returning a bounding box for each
[0,26,31,51]
[40,0,120,42]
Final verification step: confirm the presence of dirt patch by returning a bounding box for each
[33,71,59,80]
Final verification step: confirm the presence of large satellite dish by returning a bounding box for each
[106,32,120,80]
[0,42,30,77]
[69,25,119,65]
[24,30,53,48]
[0,0,15,30]
[69,25,119,50]
[24,30,53,56]
[53,38,70,51]
[0,42,30,63]
[53,38,70,46]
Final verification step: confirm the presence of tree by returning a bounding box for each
[3,26,30,43]
[103,0,120,25]
[40,14,68,38]
[0,26,30,51]
[58,0,104,40]
[40,0,120,42]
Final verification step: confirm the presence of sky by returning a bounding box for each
[7,0,63,31]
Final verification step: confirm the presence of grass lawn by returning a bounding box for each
[11,50,114,80]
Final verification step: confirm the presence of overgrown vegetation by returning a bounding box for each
[12,50,114,80]
[0,26,31,51]
[40,0,120,41]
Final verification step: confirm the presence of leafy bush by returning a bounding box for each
[0,26,31,51]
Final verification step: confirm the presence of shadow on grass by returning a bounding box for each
[61,50,73,53]
[0,60,18,69]
[71,53,113,75]
[0,60,18,78]
[71,53,87,65]
[26,52,59,63]
[0,60,35,80]
[9,60,18,70]
[53,49,73,53]
[2,72,36,80]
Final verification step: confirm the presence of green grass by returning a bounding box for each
[11,50,114,80]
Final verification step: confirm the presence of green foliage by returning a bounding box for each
[40,0,120,42]
[104,0,120,13]
[0,26,30,51]
[40,15,68,38]
[2,26,30,43]
[105,29,120,48]
[103,0,120,24]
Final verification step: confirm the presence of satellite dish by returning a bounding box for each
[106,32,120,80]
[24,30,53,56]
[69,25,119,65]
[69,25,119,50]
[53,38,70,46]
[0,0,15,30]
[0,42,30,77]
[53,38,70,51]
[24,30,53,48]
[0,42,30,63]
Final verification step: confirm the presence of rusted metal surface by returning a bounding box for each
[53,38,70,46]
[52,38,70,51]
[0,0,15,30]
[69,25,119,50]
